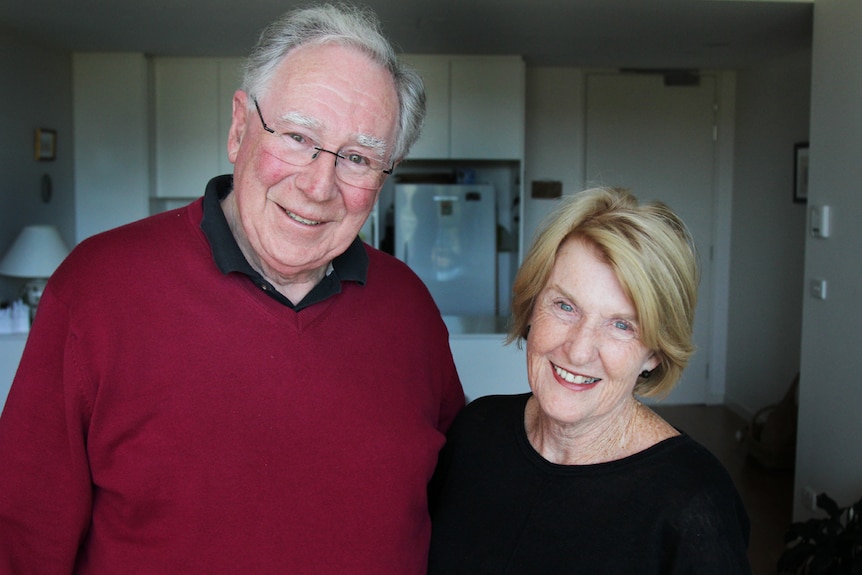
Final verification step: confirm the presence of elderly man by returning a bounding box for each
[0,4,464,574]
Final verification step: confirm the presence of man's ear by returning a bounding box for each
[227,90,249,164]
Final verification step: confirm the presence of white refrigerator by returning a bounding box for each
[394,183,496,316]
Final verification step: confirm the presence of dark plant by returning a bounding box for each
[778,492,862,574]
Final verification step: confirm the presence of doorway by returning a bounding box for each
[585,71,719,404]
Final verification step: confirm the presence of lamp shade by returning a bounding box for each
[0,225,70,279]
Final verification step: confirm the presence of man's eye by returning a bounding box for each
[286,133,307,144]
[345,152,368,166]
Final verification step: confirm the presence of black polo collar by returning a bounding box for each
[200,175,368,310]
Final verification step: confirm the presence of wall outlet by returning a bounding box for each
[803,486,819,511]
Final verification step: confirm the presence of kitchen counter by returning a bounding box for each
[444,315,511,338]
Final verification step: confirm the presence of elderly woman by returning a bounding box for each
[428,187,751,574]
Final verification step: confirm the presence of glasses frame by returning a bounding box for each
[252,97,394,189]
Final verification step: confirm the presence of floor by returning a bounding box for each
[652,404,795,575]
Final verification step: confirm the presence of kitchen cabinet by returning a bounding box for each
[403,55,525,161]
[401,55,450,159]
[449,334,529,402]
[150,55,524,195]
[151,57,242,199]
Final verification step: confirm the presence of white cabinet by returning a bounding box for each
[73,53,151,240]
[149,54,524,194]
[449,335,529,402]
[402,55,450,159]
[403,55,525,161]
[151,57,243,199]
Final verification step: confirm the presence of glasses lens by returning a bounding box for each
[275,138,315,167]
[336,164,383,189]
[264,128,387,189]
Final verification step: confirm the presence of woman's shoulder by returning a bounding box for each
[462,393,531,418]
[446,393,530,437]
[635,430,741,500]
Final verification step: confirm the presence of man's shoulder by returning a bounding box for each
[364,244,430,287]
[57,202,205,282]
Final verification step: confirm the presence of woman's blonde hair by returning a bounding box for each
[507,187,699,397]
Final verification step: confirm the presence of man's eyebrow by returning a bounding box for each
[278,111,389,158]
[279,111,320,130]
[356,134,389,158]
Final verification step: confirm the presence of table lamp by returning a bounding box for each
[0,225,70,315]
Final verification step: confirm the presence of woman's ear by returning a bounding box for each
[642,352,661,376]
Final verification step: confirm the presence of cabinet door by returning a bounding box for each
[402,55,450,160]
[450,56,525,160]
[153,58,220,198]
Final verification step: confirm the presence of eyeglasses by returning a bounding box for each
[253,98,393,190]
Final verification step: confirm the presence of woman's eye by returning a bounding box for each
[613,320,632,332]
[556,301,574,313]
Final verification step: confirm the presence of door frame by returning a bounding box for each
[707,70,736,404]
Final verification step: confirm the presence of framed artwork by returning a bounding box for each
[794,142,809,203]
[35,128,57,161]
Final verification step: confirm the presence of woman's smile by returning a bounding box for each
[552,363,600,386]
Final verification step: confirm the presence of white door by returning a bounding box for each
[585,72,717,404]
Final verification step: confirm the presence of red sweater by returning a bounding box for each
[0,199,464,574]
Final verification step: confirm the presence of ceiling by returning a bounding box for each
[1,0,812,69]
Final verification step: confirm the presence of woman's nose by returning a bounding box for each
[563,320,599,364]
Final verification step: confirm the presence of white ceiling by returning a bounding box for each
[0,0,812,69]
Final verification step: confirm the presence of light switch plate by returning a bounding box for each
[810,204,831,238]
[811,278,827,300]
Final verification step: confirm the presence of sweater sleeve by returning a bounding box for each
[438,369,466,433]
[663,468,752,574]
[0,281,93,574]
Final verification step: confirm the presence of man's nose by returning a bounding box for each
[297,148,341,200]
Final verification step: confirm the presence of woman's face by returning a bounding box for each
[526,236,660,428]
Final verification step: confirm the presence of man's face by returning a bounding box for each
[226,43,399,284]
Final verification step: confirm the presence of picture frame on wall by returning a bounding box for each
[793,142,809,203]
[34,128,57,161]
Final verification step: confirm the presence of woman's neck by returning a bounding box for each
[524,395,673,465]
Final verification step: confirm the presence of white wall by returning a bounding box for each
[794,0,862,519]
[0,29,75,303]
[73,53,150,242]
[725,49,811,417]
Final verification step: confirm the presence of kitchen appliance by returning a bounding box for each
[394,183,496,316]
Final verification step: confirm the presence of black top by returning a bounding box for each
[200,174,368,310]
[428,393,752,575]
